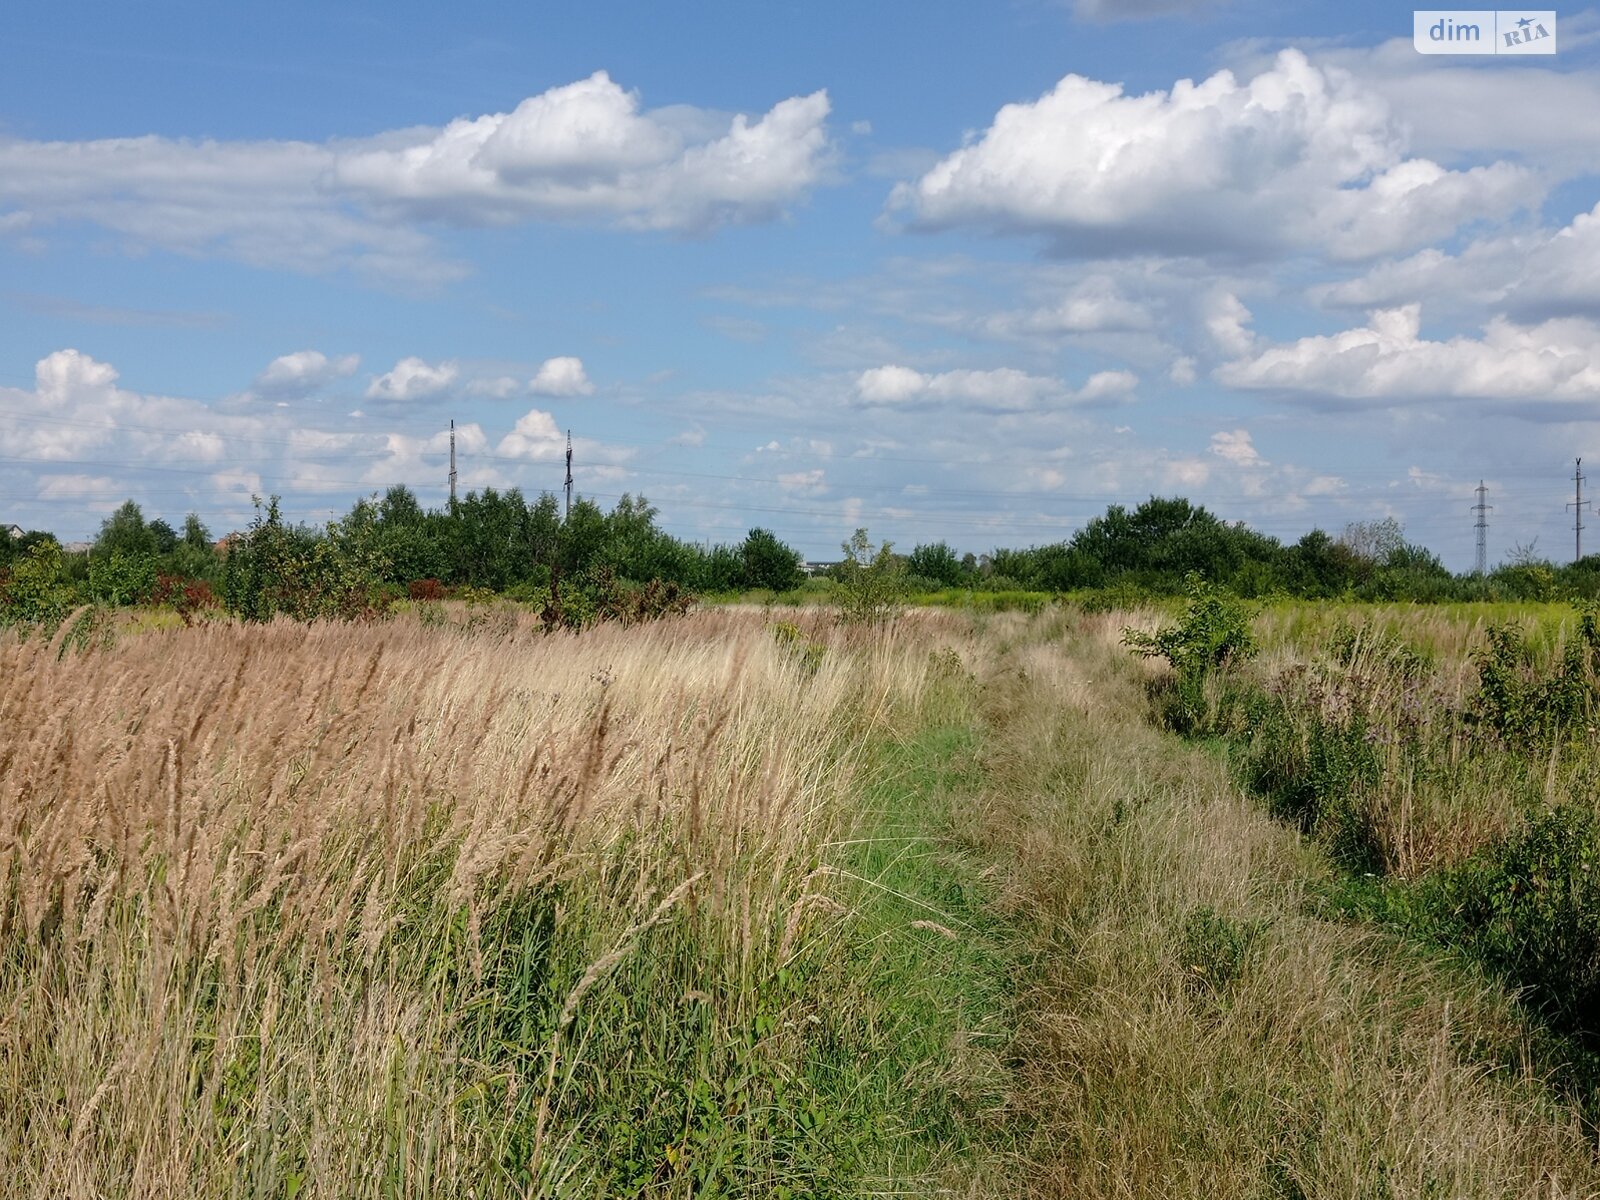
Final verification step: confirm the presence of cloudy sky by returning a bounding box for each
[4,1,1600,567]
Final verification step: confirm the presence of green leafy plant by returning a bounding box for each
[1122,574,1256,732]
[835,529,904,626]
[0,539,75,630]
[1468,610,1600,750]
[1122,574,1257,678]
[1418,804,1600,1043]
[1177,906,1261,998]
[222,496,392,623]
[88,548,158,607]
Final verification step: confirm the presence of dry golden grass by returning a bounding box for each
[963,612,1600,1198]
[0,606,982,1197]
[6,600,1600,1198]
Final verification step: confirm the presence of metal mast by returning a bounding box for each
[564,429,573,520]
[1569,458,1587,563]
[1472,481,1492,576]
[448,419,458,507]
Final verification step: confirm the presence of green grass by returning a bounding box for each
[481,695,1027,1195]
[830,724,1021,1166]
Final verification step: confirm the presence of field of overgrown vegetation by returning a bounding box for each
[5,593,1600,1197]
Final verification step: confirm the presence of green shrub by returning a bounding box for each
[1418,804,1600,1043]
[88,548,157,607]
[1177,907,1261,998]
[835,529,904,626]
[1122,575,1256,678]
[1123,575,1256,733]
[1468,610,1600,750]
[223,497,392,623]
[0,540,75,629]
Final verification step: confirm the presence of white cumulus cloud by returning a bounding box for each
[254,350,360,398]
[855,364,1135,410]
[0,73,835,282]
[497,408,566,460]
[1318,200,1600,322]
[366,357,459,402]
[982,275,1155,339]
[1209,429,1264,466]
[1216,304,1600,415]
[889,50,1538,263]
[529,356,595,396]
[335,73,833,235]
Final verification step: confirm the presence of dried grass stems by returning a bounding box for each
[0,608,974,1196]
[972,613,1600,1198]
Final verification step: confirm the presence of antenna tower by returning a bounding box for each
[448,419,458,507]
[1472,481,1492,576]
[564,430,573,520]
[1569,458,1588,563]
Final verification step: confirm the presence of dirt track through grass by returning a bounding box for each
[968,611,1600,1198]
[4,606,1600,1197]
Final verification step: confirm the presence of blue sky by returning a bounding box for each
[4,0,1600,567]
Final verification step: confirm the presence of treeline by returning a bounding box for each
[905,497,1600,604]
[7,489,1600,623]
[0,487,811,627]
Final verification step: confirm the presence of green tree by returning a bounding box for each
[94,499,156,559]
[558,497,609,579]
[148,518,179,556]
[836,528,904,625]
[738,528,803,592]
[89,549,157,606]
[0,539,73,627]
[182,513,211,550]
[700,544,744,593]
[223,496,387,622]
[906,541,963,588]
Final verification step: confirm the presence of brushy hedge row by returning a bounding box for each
[1129,590,1600,1092]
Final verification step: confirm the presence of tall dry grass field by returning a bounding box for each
[0,607,981,1197]
[10,599,1600,1199]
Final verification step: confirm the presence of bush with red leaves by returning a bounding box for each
[408,578,446,602]
[151,575,221,626]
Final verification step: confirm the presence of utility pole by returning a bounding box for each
[564,429,573,521]
[1472,481,1492,576]
[1569,457,1588,563]
[448,419,458,509]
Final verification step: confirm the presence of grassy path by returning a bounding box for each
[946,614,1600,1198]
[5,608,1598,1197]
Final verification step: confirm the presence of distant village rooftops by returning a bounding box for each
[4,523,23,540]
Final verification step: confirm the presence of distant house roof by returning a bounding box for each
[3,523,22,539]
[62,542,92,554]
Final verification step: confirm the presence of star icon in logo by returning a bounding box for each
[1517,15,1533,27]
